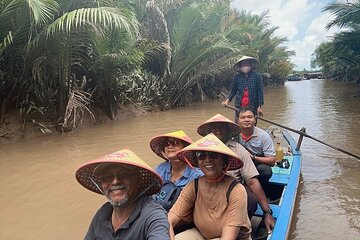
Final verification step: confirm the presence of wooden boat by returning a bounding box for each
[251,126,302,240]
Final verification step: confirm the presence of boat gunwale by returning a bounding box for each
[268,130,302,240]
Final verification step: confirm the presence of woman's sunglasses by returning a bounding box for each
[164,139,182,147]
[195,151,222,160]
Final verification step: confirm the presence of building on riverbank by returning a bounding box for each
[303,72,323,79]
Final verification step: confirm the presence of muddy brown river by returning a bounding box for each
[0,79,359,239]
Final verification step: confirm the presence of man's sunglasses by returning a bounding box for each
[195,151,222,160]
[97,171,139,183]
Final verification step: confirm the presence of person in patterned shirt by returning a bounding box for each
[222,55,264,122]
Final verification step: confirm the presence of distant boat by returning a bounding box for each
[287,75,301,81]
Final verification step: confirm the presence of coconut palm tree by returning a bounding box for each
[316,0,360,81]
[0,0,60,126]
[0,0,139,129]
[1,0,295,130]
[212,9,294,87]
[140,1,294,107]
[140,1,239,107]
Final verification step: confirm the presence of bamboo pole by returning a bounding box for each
[223,105,360,160]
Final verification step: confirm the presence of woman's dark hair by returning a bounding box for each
[222,155,229,169]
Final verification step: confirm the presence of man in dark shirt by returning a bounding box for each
[222,55,264,122]
[75,149,170,240]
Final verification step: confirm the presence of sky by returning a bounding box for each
[231,0,344,70]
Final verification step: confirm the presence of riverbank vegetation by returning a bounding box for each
[312,1,360,83]
[0,0,294,135]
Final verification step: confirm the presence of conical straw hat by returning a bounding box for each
[177,133,243,171]
[150,130,193,160]
[233,56,259,71]
[75,149,163,195]
[197,114,241,137]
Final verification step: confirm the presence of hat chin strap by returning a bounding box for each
[113,181,156,208]
[204,164,230,183]
[161,150,170,161]
[90,177,157,208]
[90,177,105,195]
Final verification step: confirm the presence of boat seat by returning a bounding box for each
[269,155,293,185]
[269,173,289,185]
[254,204,280,219]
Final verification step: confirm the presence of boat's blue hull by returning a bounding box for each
[253,129,302,240]
[269,130,301,239]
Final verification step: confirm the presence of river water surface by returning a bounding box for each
[0,79,359,239]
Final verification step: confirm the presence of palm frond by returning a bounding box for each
[0,31,13,51]
[170,40,238,106]
[26,0,59,26]
[330,30,360,55]
[323,1,360,29]
[62,85,94,133]
[143,0,171,75]
[45,7,139,38]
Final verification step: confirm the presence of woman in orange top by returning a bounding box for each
[168,134,251,240]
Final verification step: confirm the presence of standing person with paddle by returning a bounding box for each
[222,56,264,122]
[75,149,170,239]
[168,133,251,240]
[197,113,275,233]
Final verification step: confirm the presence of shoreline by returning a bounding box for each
[0,105,149,146]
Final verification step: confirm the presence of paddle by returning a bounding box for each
[223,104,360,161]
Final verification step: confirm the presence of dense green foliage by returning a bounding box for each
[312,0,360,82]
[0,0,293,132]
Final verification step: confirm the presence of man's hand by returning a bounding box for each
[221,99,229,106]
[264,214,275,234]
[257,106,263,117]
[226,170,241,181]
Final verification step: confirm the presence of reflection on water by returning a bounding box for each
[275,80,360,239]
[0,79,359,239]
